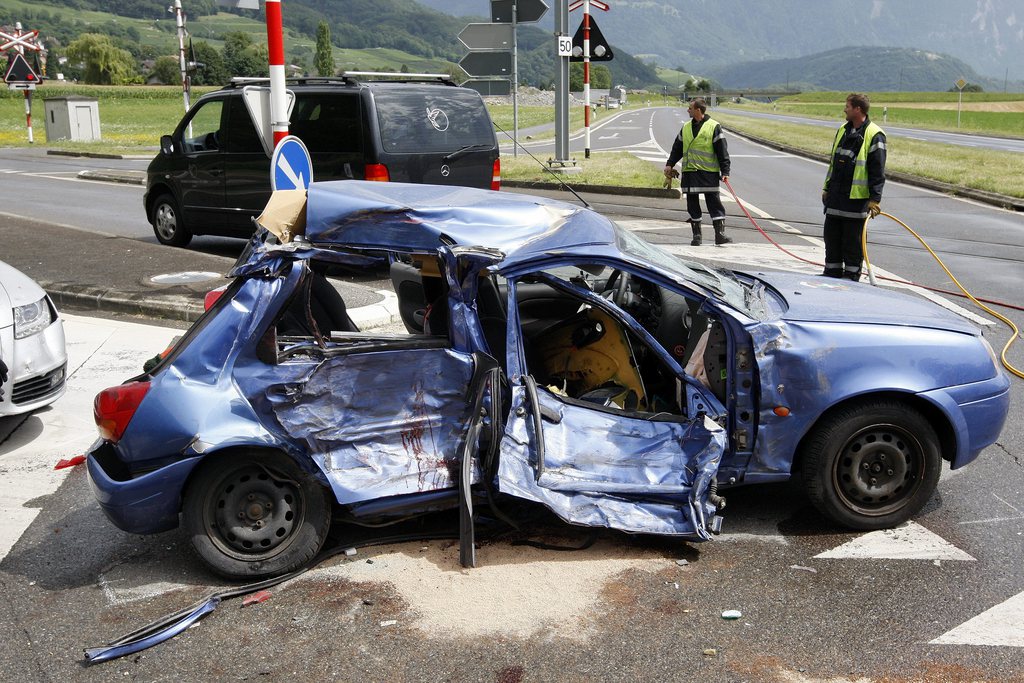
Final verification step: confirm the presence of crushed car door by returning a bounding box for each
[495,271,727,540]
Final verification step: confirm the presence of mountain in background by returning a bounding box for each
[708,47,995,92]
[415,0,1024,86]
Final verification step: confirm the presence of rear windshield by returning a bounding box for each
[373,86,495,154]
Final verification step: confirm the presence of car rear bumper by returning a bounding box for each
[87,440,203,535]
[920,371,1011,470]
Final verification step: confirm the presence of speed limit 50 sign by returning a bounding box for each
[557,35,572,57]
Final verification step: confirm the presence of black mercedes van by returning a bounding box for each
[144,74,500,246]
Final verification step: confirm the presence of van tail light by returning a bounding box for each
[365,163,390,182]
[491,158,501,191]
[94,381,151,444]
[204,284,228,311]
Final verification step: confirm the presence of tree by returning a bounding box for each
[591,65,611,89]
[150,55,181,85]
[222,32,269,79]
[190,40,229,86]
[65,33,139,85]
[314,20,333,76]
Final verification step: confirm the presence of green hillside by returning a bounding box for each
[0,0,658,88]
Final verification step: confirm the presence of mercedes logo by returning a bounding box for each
[440,165,451,177]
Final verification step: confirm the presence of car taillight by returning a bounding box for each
[365,163,390,182]
[491,158,501,191]
[204,285,228,311]
[94,381,151,443]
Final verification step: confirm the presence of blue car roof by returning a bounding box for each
[304,180,620,265]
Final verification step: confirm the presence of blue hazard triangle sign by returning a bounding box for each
[4,52,38,83]
[270,136,313,191]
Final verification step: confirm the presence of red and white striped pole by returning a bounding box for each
[583,0,591,159]
[264,0,289,147]
[12,22,33,143]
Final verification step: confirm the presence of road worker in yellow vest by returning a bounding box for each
[664,97,732,246]
[821,92,887,280]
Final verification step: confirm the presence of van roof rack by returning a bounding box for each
[222,73,458,89]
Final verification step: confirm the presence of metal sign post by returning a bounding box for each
[552,0,571,169]
[475,0,548,159]
[954,78,966,129]
[2,22,44,143]
[171,0,191,113]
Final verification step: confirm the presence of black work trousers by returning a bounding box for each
[685,191,726,223]
[823,214,866,280]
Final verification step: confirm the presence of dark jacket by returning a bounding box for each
[824,117,886,219]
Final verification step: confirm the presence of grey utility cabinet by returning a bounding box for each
[43,96,101,142]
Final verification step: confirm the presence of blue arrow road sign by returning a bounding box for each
[270,135,313,191]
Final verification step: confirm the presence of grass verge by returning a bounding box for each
[713,112,1024,199]
[502,151,664,188]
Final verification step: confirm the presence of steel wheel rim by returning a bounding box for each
[831,423,926,517]
[154,203,178,241]
[203,465,304,561]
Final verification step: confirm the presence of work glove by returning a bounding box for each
[663,166,680,178]
[867,200,881,218]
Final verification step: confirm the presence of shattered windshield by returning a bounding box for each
[614,227,752,311]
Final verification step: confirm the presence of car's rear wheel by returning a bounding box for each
[182,451,331,580]
[800,400,941,530]
[151,193,192,247]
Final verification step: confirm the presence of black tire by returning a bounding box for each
[182,451,331,580]
[151,193,193,247]
[800,400,942,530]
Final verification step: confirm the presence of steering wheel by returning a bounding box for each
[603,269,632,307]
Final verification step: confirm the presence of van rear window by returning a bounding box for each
[373,87,495,154]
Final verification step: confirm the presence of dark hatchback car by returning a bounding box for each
[144,75,500,247]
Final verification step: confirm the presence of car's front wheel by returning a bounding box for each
[182,451,332,580]
[800,400,942,530]
[151,193,193,247]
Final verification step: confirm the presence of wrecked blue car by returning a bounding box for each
[87,181,1010,579]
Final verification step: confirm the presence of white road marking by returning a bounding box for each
[597,133,620,140]
[0,314,179,563]
[930,590,1024,647]
[813,521,975,561]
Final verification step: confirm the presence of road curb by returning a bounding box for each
[43,278,402,329]
[503,180,680,199]
[723,127,1024,212]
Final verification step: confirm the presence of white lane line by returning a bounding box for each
[930,590,1024,647]
[813,521,975,561]
[770,220,802,234]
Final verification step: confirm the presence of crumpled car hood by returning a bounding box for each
[752,271,979,335]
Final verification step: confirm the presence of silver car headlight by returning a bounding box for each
[13,297,54,339]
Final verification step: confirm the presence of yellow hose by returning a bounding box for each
[862,212,1023,379]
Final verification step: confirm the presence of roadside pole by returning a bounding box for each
[512,4,518,157]
[583,0,590,158]
[172,0,190,113]
[552,0,571,168]
[265,0,289,146]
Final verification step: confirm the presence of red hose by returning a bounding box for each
[721,178,1024,313]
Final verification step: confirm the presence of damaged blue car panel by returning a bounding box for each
[87,181,1010,580]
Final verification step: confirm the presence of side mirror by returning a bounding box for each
[160,135,175,155]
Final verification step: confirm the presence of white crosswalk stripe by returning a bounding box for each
[813,521,976,561]
[930,590,1024,647]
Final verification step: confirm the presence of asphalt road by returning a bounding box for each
[0,136,1022,681]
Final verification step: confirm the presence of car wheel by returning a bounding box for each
[151,193,193,247]
[182,451,332,580]
[800,400,941,530]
